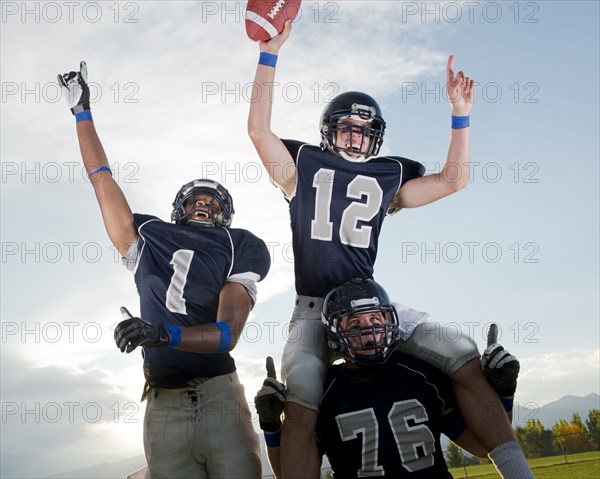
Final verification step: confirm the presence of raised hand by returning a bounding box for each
[481,323,520,397]
[446,55,474,117]
[114,307,171,353]
[57,60,90,115]
[254,356,286,432]
[259,19,292,54]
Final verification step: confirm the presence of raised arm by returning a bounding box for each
[391,55,474,209]
[247,21,296,197]
[58,62,136,256]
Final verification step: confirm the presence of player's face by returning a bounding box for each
[333,119,373,159]
[184,194,222,223]
[339,311,386,356]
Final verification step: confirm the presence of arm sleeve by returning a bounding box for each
[227,231,271,305]
[225,275,259,306]
[400,158,426,186]
[281,139,307,165]
[122,235,143,272]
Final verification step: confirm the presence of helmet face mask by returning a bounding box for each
[322,278,399,366]
[171,179,235,227]
[320,92,386,161]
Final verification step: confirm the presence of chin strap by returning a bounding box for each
[186,219,215,227]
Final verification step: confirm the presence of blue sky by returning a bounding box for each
[1,1,599,477]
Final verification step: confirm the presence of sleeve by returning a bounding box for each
[121,235,143,272]
[431,366,468,441]
[400,157,426,186]
[386,157,426,215]
[281,139,307,165]
[120,213,154,272]
[227,230,272,305]
[440,405,468,441]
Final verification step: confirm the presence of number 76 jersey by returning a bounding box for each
[283,140,424,297]
[317,354,466,478]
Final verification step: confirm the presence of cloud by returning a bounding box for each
[4,2,598,478]
[518,348,600,405]
[0,354,144,477]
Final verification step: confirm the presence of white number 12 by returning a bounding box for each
[310,168,383,249]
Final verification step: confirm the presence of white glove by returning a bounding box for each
[57,60,90,115]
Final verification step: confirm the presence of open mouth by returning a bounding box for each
[191,209,211,221]
[346,148,364,158]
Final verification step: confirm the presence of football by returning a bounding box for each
[245,0,302,42]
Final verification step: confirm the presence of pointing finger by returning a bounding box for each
[487,323,498,347]
[266,356,277,380]
[447,55,455,84]
[80,61,88,83]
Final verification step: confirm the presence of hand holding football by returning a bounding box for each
[245,0,301,42]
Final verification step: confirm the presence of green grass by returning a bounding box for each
[448,450,600,478]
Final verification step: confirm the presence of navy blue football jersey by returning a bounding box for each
[283,140,424,296]
[316,353,466,478]
[125,214,271,387]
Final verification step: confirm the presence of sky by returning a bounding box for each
[1,1,599,477]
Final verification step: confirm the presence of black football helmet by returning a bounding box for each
[320,91,386,160]
[321,278,399,365]
[171,179,234,227]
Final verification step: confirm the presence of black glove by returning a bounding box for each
[57,60,90,115]
[254,356,286,432]
[114,307,171,353]
[481,323,520,397]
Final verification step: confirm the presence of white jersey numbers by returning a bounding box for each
[336,408,385,477]
[389,399,436,473]
[334,399,436,476]
[166,249,194,314]
[310,168,383,249]
[311,168,335,241]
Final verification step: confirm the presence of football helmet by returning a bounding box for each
[322,278,399,365]
[320,91,386,161]
[171,179,234,227]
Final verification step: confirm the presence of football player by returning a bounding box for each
[247,20,529,479]
[58,62,270,479]
[255,279,532,479]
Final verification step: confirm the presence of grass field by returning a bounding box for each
[448,450,600,478]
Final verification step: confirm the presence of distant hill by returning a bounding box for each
[42,393,600,479]
[513,393,600,428]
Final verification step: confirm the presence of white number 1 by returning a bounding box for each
[165,249,194,314]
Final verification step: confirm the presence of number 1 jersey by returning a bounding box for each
[123,213,270,387]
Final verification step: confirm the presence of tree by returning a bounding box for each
[445,441,466,468]
[552,413,594,454]
[585,409,600,450]
[516,419,558,458]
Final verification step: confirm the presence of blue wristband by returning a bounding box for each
[264,428,282,448]
[501,397,514,412]
[259,52,278,68]
[87,166,113,179]
[165,326,182,348]
[216,322,232,353]
[76,110,93,123]
[451,115,470,129]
